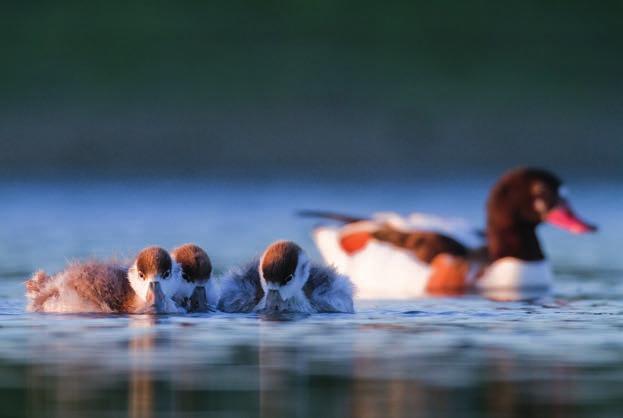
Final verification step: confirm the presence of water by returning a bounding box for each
[0,178,621,418]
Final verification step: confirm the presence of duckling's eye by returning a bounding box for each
[284,274,294,284]
[138,271,145,280]
[162,270,171,279]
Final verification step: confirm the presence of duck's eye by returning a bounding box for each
[138,271,145,280]
[284,274,294,284]
[182,272,189,281]
[162,270,171,279]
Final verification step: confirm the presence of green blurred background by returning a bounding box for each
[1,1,621,178]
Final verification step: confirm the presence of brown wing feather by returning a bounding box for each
[64,261,133,312]
[371,225,468,263]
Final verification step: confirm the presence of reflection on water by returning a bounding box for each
[2,301,623,418]
[3,304,623,418]
[129,317,156,418]
[0,179,621,417]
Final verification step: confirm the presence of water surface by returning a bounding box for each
[0,178,621,418]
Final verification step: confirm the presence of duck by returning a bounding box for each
[170,243,219,312]
[301,167,597,300]
[26,246,185,313]
[218,240,355,313]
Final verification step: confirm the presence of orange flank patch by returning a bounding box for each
[339,231,373,255]
[426,254,471,296]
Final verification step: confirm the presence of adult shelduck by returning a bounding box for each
[301,167,596,300]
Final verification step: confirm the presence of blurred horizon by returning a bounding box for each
[1,1,621,179]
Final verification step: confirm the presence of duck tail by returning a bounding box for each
[25,271,57,311]
[25,271,50,298]
[296,210,366,224]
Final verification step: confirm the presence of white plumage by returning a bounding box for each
[311,212,552,299]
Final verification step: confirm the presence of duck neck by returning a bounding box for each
[486,219,545,262]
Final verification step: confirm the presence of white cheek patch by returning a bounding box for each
[128,264,150,302]
[127,262,183,301]
[278,254,311,301]
[172,263,195,298]
[157,266,182,298]
[258,255,268,292]
[177,280,195,299]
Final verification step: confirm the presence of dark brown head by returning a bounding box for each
[171,243,212,283]
[486,167,596,260]
[488,167,596,231]
[136,246,172,280]
[260,241,302,286]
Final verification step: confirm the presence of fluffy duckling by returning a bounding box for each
[26,246,184,313]
[171,243,218,312]
[218,240,355,314]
